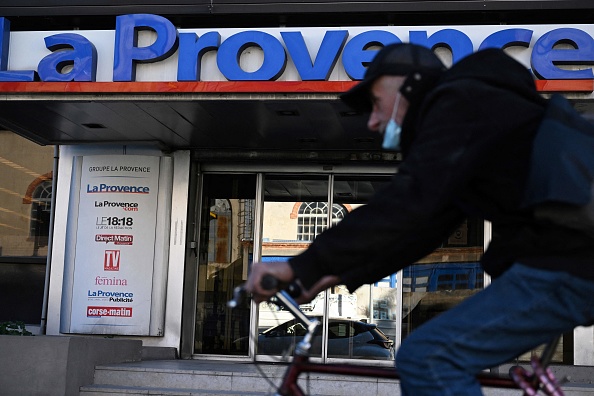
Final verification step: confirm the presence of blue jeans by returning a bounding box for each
[396,263,594,396]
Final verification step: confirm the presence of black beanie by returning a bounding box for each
[341,43,445,112]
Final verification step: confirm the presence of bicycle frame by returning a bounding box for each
[228,287,564,396]
[269,290,564,396]
[276,354,522,396]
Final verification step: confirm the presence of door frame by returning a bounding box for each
[181,161,398,360]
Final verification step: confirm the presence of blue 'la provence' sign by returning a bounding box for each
[0,14,593,82]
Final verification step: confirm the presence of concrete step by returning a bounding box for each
[80,384,270,395]
[81,359,402,395]
[80,359,594,396]
[141,346,178,361]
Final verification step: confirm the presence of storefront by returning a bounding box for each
[1,2,593,368]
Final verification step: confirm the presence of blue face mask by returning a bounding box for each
[382,93,402,151]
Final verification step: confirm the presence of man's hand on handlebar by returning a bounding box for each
[245,261,341,305]
[296,275,342,304]
[245,261,295,303]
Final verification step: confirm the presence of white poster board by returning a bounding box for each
[63,155,164,335]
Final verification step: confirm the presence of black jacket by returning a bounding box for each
[289,48,594,292]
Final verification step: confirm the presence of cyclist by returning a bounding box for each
[246,43,594,395]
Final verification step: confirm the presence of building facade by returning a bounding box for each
[0,0,593,366]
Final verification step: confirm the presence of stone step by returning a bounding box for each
[89,360,288,392]
[80,384,270,395]
[83,359,401,395]
[81,383,594,396]
[81,360,594,396]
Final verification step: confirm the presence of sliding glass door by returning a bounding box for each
[257,174,397,363]
[258,175,329,359]
[188,168,489,364]
[193,174,256,356]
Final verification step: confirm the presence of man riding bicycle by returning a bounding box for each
[246,43,594,395]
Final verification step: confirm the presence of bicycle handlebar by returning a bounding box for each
[227,286,245,309]
[227,275,320,356]
[226,275,302,308]
[261,274,303,297]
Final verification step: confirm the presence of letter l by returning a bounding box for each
[0,18,36,81]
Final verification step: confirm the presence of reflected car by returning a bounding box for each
[257,317,395,360]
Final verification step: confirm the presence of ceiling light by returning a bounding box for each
[276,110,299,116]
[82,123,107,129]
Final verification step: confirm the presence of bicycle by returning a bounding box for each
[228,279,566,396]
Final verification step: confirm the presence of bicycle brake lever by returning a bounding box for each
[227,286,245,309]
[227,276,303,309]
[261,274,302,298]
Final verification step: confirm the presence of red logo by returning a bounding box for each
[95,234,133,245]
[87,306,133,318]
[104,250,120,271]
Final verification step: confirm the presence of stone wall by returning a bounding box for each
[0,335,142,396]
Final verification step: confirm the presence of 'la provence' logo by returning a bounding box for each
[87,184,149,194]
[95,200,139,211]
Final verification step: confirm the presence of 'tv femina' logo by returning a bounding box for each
[87,184,149,194]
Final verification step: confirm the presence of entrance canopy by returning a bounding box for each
[0,82,389,156]
[2,81,594,155]
[2,20,594,154]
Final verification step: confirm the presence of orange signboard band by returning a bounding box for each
[0,80,590,94]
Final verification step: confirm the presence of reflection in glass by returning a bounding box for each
[194,174,256,355]
[258,309,394,360]
[402,218,485,339]
[0,131,53,324]
[297,202,346,241]
[0,131,53,257]
[329,176,395,360]
[259,175,329,358]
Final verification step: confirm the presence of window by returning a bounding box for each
[297,202,346,241]
[29,179,52,248]
[0,131,53,257]
[328,322,353,338]
[0,131,54,324]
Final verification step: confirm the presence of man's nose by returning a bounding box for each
[367,112,381,132]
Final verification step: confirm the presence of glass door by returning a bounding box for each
[257,175,330,360]
[257,174,397,363]
[190,170,491,364]
[328,175,395,361]
[193,174,256,356]
[188,167,569,366]
[400,217,485,341]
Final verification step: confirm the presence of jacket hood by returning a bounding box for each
[440,48,538,100]
[399,48,543,156]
